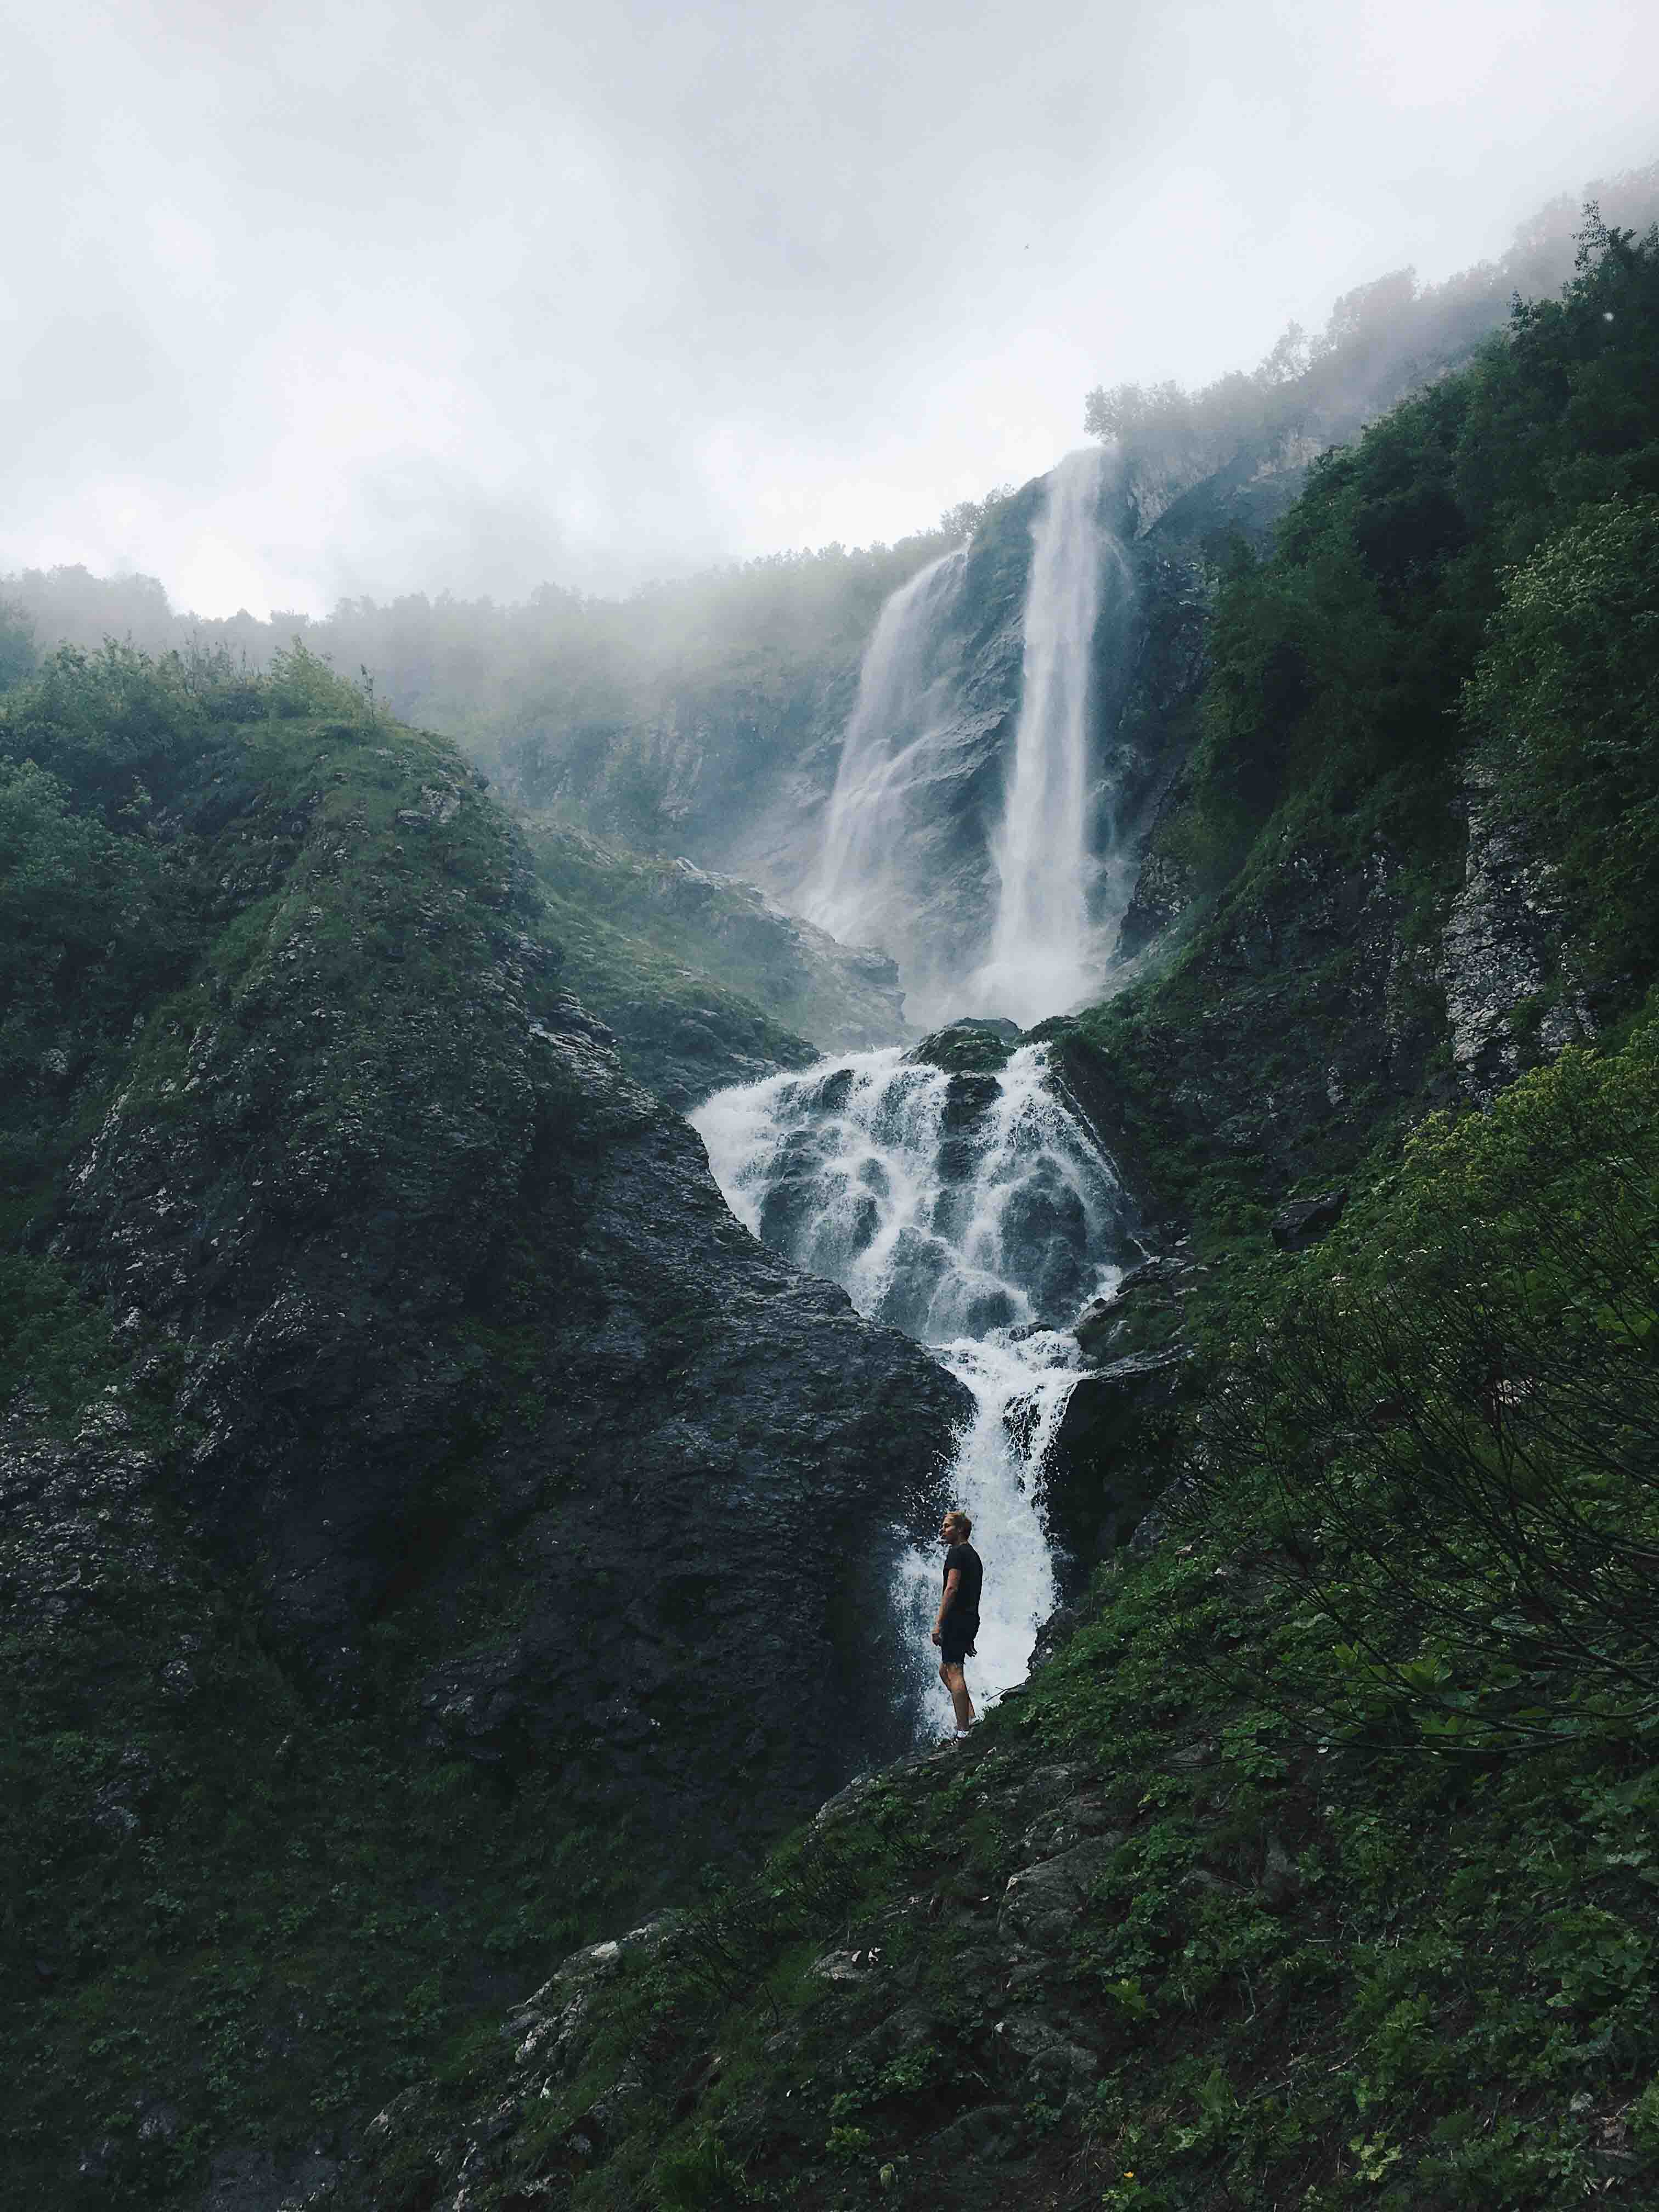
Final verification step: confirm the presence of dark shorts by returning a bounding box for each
[939,1621,978,1668]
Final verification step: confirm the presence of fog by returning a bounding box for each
[4,0,1656,616]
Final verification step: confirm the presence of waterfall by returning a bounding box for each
[804,546,969,957]
[969,446,1130,1025]
[802,449,1130,1031]
[692,1043,1128,1735]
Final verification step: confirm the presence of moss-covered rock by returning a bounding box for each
[904,1017,1023,1074]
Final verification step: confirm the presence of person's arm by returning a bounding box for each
[932,1566,962,1645]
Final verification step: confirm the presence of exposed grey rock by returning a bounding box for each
[919,2104,1022,2162]
[40,781,968,1854]
[812,1946,883,1984]
[999,1837,1119,1948]
[504,1922,670,2083]
[136,2098,180,2146]
[77,2138,120,2183]
[991,2012,1101,2103]
[1271,1188,1349,1252]
[1260,1832,1305,1912]
[1438,776,1596,1104]
[198,2142,341,2210]
[656,856,908,1049]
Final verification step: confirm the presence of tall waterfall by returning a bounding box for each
[804,546,969,958]
[802,448,1130,1030]
[970,447,1128,1025]
[693,1044,1128,1734]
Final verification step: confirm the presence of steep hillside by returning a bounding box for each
[334,213,1659,2212]
[522,817,909,1102]
[0,647,966,2204]
[5,189,1658,2212]
[7,168,1658,933]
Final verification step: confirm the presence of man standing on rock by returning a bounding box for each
[932,1510,983,1740]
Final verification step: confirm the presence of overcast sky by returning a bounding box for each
[3,0,1655,617]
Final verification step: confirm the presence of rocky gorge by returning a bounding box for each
[4,196,1659,2212]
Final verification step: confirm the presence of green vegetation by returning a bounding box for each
[1168,207,1659,933]
[369,1020,1659,2209]
[350,208,1659,2212]
[523,816,869,1060]
[1066,207,1659,1267]
[0,500,1014,856]
[1086,163,1659,523]
[4,1576,642,2202]
[1204,1027,1659,1755]
[4,189,1659,2212]
[0,636,845,2204]
[1468,495,1659,991]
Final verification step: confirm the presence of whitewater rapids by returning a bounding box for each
[693,1043,1127,1734]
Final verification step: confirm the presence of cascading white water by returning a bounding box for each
[804,546,969,955]
[802,448,1130,1030]
[692,1043,1126,1734]
[969,447,1130,1025]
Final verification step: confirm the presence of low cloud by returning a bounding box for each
[2,0,1656,614]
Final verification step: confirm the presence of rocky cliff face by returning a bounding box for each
[39,720,965,1841]
[523,819,911,1094]
[535,466,1189,1015]
[3,682,981,2199]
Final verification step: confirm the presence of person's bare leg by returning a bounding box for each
[941,1661,975,1732]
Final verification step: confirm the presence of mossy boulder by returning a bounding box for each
[905,1017,1023,1074]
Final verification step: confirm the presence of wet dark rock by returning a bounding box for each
[1027,1603,1082,1672]
[1074,1252,1206,1363]
[938,1071,1003,1129]
[1271,1188,1349,1252]
[1042,1347,1192,1570]
[1438,772,1598,1103]
[601,994,818,1111]
[907,1018,1024,1074]
[34,747,968,1855]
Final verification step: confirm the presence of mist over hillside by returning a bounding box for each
[4,88,1659,2212]
[5,165,1656,864]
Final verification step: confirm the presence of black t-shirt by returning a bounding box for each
[943,1543,983,1624]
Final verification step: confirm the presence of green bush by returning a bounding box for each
[1200,1023,1659,1750]
[1469,496,1659,990]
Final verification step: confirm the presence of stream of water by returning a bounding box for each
[804,546,969,959]
[693,1045,1128,1734]
[968,447,1131,1024]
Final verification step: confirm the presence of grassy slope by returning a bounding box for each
[0,676,637,2202]
[523,814,885,1057]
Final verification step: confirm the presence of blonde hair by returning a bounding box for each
[943,1510,972,1539]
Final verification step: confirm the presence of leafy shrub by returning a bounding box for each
[1468,496,1659,991]
[1200,1024,1659,1748]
